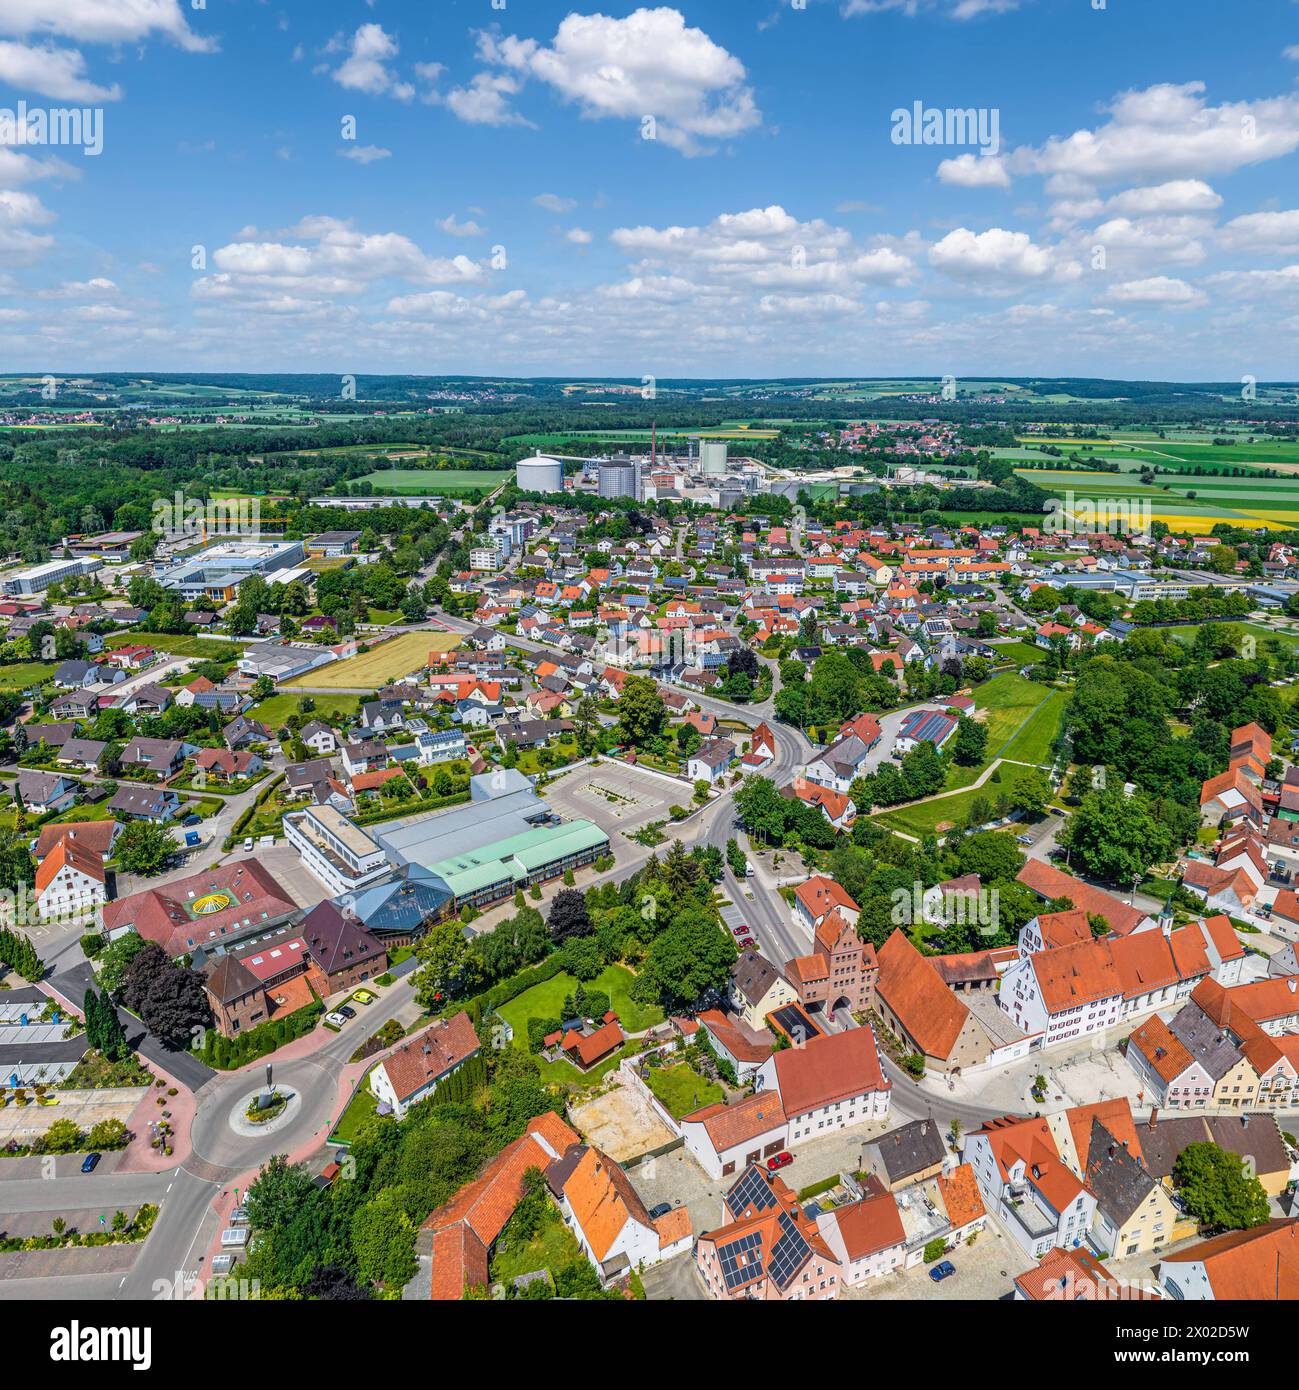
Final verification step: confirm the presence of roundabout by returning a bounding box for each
[226,1085,302,1139]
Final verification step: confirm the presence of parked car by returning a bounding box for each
[732,924,749,937]
[737,937,756,950]
[352,990,375,1005]
[324,1011,349,1028]
[766,1151,792,1171]
[183,814,201,827]
[337,1004,357,1020]
[929,1260,957,1283]
[242,837,254,852]
[1016,833,1034,845]
[647,1202,673,1220]
[229,1205,248,1225]
[81,1152,101,1174]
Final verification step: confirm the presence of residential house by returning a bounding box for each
[680,1091,789,1180]
[729,952,798,1030]
[16,770,78,816]
[695,1164,842,1301]
[369,1012,481,1119]
[560,1146,693,1285]
[754,1026,891,1144]
[964,1114,1098,1260]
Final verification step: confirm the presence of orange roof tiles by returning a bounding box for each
[1127,1014,1195,1084]
[1017,860,1147,936]
[562,1146,654,1263]
[1160,1219,1299,1299]
[937,1163,985,1229]
[876,929,973,1060]
[1030,938,1123,1012]
[681,1091,787,1153]
[34,835,105,895]
[793,875,859,922]
[767,1025,889,1119]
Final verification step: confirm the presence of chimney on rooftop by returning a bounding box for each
[1149,1107,1158,1129]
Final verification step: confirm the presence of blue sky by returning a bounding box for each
[2,0,1299,377]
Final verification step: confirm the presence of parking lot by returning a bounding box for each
[115,842,323,909]
[542,760,681,838]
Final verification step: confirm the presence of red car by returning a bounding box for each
[737,937,756,950]
[766,1152,792,1171]
[732,925,749,937]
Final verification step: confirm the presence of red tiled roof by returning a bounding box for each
[767,1026,889,1119]
[1016,860,1147,936]
[379,1012,480,1104]
[876,929,972,1060]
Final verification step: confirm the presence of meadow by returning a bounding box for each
[283,631,459,689]
[357,468,512,494]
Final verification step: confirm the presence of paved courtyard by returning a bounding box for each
[845,1217,1019,1301]
[627,1113,903,1257]
[542,761,679,838]
[117,843,324,910]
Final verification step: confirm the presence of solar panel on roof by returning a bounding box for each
[727,1164,777,1215]
[768,1210,812,1289]
[718,1231,765,1290]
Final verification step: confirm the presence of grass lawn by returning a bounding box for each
[645,1062,723,1120]
[999,688,1068,767]
[329,1081,380,1144]
[489,1203,584,1286]
[366,608,402,625]
[358,467,512,494]
[0,661,56,690]
[284,631,457,689]
[104,632,240,659]
[249,691,360,728]
[536,1041,637,1087]
[496,964,664,1047]
[942,674,1059,791]
[987,639,1044,667]
[1162,622,1299,654]
[514,736,581,775]
[47,801,117,824]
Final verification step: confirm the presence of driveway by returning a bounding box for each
[642,1252,705,1301]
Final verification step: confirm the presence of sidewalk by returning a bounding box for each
[116,1057,196,1172]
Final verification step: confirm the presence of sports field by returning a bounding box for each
[283,631,458,689]
[357,468,511,494]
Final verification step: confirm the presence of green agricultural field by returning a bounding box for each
[283,631,457,689]
[357,468,512,494]
[1000,688,1069,766]
[249,691,362,728]
[943,674,1062,790]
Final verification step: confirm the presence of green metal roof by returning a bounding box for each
[429,819,609,897]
